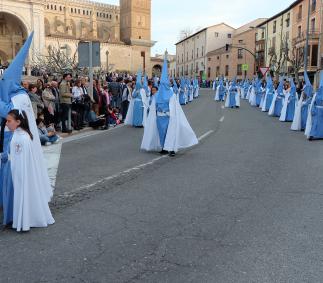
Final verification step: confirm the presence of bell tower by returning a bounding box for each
[120,0,151,45]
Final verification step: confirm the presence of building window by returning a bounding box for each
[237,64,242,76]
[116,15,119,20]
[186,52,188,61]
[298,5,302,21]
[261,31,265,38]
[238,48,243,59]
[312,0,316,12]
[227,33,232,38]
[225,65,229,76]
[216,66,220,76]
[273,21,276,33]
[208,57,211,62]
[298,26,302,37]
[238,39,243,44]
[215,32,219,37]
[311,44,318,66]
[226,54,229,59]
[217,56,220,60]
[196,48,199,58]
[311,18,316,32]
[272,37,276,49]
[192,50,193,59]
[78,9,80,14]
[208,67,211,78]
[286,13,290,27]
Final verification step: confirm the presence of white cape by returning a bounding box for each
[141,95,198,152]
[261,89,269,112]
[291,94,304,131]
[10,128,55,231]
[249,87,257,106]
[124,89,148,127]
[305,92,317,138]
[11,93,53,201]
[214,86,220,101]
[279,90,290,121]
[268,90,279,116]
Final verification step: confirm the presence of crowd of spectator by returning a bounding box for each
[21,73,139,146]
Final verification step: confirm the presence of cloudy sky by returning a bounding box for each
[96,0,295,55]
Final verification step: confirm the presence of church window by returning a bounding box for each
[97,12,99,17]
[60,6,62,12]
[47,4,49,9]
[110,14,112,19]
[83,10,85,15]
[51,5,53,10]
[139,36,142,39]
[71,8,73,13]
[87,11,89,15]
[54,5,57,10]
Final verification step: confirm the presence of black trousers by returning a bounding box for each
[121,100,129,121]
[60,103,71,131]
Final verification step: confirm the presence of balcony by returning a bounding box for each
[292,29,320,45]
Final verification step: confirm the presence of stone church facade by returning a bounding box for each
[0,0,155,75]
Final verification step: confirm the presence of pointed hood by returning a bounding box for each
[266,75,273,92]
[180,77,186,89]
[155,51,173,104]
[303,71,313,97]
[135,70,142,91]
[277,77,284,94]
[0,31,34,102]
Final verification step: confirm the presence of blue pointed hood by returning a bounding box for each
[155,52,173,104]
[289,78,296,96]
[266,75,273,92]
[180,77,185,89]
[0,31,34,102]
[303,71,313,97]
[277,77,284,94]
[135,70,142,91]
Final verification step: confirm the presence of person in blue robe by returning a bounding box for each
[285,79,297,122]
[132,72,144,127]
[273,80,285,117]
[264,75,274,111]
[215,79,226,101]
[255,80,263,106]
[0,32,34,225]
[309,74,323,140]
[301,72,313,130]
[242,80,249,100]
[155,53,175,156]
[225,79,239,108]
[179,78,187,105]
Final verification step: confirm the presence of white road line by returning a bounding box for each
[198,130,214,141]
[62,124,126,144]
[58,130,214,195]
[219,116,225,122]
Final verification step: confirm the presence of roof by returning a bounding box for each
[256,0,301,27]
[175,22,235,45]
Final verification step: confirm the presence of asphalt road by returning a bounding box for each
[1,89,323,283]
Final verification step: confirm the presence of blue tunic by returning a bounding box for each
[285,94,296,121]
[265,91,274,111]
[274,95,284,117]
[179,90,186,105]
[256,90,262,106]
[301,98,312,130]
[310,94,323,138]
[132,90,144,127]
[228,89,237,107]
[218,86,226,101]
[0,131,14,225]
[156,102,170,148]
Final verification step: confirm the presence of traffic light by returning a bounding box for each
[225,44,229,51]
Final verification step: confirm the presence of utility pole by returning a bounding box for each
[304,0,311,72]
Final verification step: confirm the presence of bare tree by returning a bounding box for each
[268,35,290,80]
[284,40,304,83]
[178,27,193,40]
[32,41,82,78]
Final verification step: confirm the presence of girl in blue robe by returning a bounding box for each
[285,82,297,121]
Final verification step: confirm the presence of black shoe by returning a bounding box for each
[309,136,314,141]
[159,150,168,155]
[62,129,72,134]
[169,151,176,157]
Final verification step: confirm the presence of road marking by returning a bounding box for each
[219,116,225,122]
[62,124,126,144]
[54,130,215,197]
[221,105,225,109]
[198,130,214,141]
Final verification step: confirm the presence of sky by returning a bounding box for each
[96,0,295,56]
